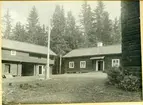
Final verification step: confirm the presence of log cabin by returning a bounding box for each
[62,43,122,73]
[2,39,56,77]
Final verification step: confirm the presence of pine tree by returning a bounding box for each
[12,22,27,42]
[3,9,12,39]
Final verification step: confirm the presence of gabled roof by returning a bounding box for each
[63,44,121,58]
[2,39,56,56]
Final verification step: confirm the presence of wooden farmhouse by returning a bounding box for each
[2,39,56,77]
[62,43,122,73]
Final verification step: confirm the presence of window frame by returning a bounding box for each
[112,59,120,67]
[80,61,86,68]
[69,61,74,68]
[11,50,16,56]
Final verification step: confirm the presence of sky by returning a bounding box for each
[1,1,121,27]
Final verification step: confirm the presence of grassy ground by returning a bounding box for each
[2,72,141,104]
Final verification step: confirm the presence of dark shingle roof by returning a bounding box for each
[63,44,121,58]
[2,39,56,56]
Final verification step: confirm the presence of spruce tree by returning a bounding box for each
[102,11,112,45]
[80,1,94,47]
[3,9,12,39]
[64,11,83,52]
[93,1,113,46]
[36,24,47,46]
[26,6,39,44]
[93,1,105,43]
[112,17,121,44]
[50,5,68,55]
[12,22,27,42]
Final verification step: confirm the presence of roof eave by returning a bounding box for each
[63,52,122,58]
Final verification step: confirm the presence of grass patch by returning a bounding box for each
[2,75,141,104]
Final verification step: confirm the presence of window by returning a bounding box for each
[112,59,120,67]
[69,62,74,68]
[39,66,42,74]
[80,61,86,68]
[11,50,16,56]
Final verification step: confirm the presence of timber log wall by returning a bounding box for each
[121,1,141,77]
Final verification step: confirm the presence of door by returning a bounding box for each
[98,61,103,71]
[5,64,11,74]
[96,60,104,71]
[39,66,42,74]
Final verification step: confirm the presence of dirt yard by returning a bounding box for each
[2,72,141,104]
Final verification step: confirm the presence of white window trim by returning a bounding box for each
[69,61,74,68]
[112,59,120,67]
[80,61,86,68]
[11,50,16,56]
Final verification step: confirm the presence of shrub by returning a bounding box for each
[119,75,141,91]
[106,67,124,85]
[106,67,141,91]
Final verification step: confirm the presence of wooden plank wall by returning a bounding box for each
[2,49,55,64]
[63,54,121,73]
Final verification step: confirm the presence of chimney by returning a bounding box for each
[97,42,103,47]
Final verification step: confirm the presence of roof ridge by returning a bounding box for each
[2,38,48,48]
[2,38,56,55]
[72,44,121,51]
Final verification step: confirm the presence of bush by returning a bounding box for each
[119,75,141,91]
[106,67,124,85]
[106,67,141,91]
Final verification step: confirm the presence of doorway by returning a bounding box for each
[22,63,34,76]
[39,66,42,74]
[96,60,104,71]
[5,64,11,73]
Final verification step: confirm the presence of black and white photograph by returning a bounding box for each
[1,0,142,104]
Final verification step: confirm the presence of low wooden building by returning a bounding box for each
[62,44,121,73]
[2,39,56,77]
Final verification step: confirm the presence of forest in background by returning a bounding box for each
[2,1,121,56]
